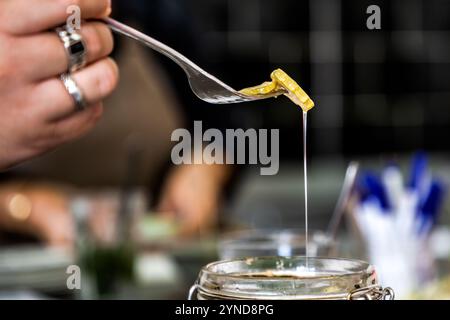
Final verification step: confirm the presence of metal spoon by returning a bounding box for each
[104,18,282,104]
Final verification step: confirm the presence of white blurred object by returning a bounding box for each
[430,226,450,259]
[134,253,180,285]
[382,166,404,211]
[0,246,73,291]
[0,290,48,300]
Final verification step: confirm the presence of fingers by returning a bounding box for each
[182,204,218,236]
[34,206,75,247]
[33,58,119,120]
[16,22,114,81]
[28,102,105,153]
[158,194,218,237]
[28,189,75,247]
[0,0,111,35]
[48,102,104,145]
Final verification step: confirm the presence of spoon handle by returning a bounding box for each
[103,18,197,72]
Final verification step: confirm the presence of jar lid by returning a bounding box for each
[195,257,378,300]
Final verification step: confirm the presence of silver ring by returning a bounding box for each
[55,26,87,73]
[60,73,87,111]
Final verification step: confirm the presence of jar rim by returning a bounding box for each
[200,256,371,280]
[196,256,376,299]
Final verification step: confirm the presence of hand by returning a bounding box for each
[0,183,122,247]
[157,164,230,237]
[0,183,74,246]
[0,0,118,169]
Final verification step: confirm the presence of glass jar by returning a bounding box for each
[189,257,394,300]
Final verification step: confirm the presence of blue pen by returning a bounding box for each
[408,152,431,224]
[360,172,391,213]
[409,152,429,195]
[417,180,445,236]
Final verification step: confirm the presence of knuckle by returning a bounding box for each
[83,25,103,59]
[83,23,113,60]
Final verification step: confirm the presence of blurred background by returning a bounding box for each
[0,0,449,299]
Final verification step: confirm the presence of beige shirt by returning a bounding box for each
[15,39,184,187]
